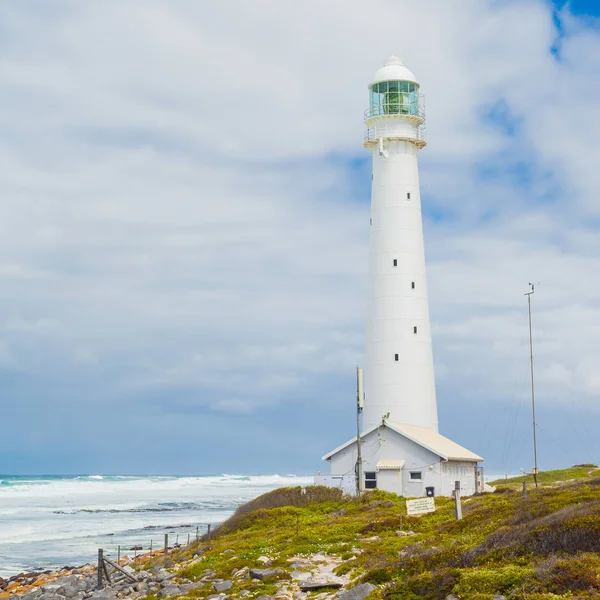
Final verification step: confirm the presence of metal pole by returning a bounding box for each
[207,524,211,541]
[356,366,364,497]
[526,284,539,488]
[117,545,120,566]
[164,533,168,556]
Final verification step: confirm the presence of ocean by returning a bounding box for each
[0,474,313,578]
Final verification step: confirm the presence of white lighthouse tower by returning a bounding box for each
[319,56,484,498]
[362,55,438,433]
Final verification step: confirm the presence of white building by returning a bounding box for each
[317,56,484,498]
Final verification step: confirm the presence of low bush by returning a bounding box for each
[453,565,533,596]
[532,553,600,594]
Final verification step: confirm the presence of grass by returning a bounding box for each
[490,465,599,486]
[142,467,600,600]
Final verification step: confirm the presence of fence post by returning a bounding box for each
[164,533,168,556]
[207,524,211,541]
[97,549,104,589]
[522,480,528,499]
[117,545,120,566]
[454,481,462,521]
[196,526,199,543]
[187,533,190,545]
[150,539,153,554]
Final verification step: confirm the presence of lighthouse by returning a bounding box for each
[318,56,484,498]
[363,55,438,433]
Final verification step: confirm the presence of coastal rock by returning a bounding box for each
[444,596,461,600]
[290,572,312,582]
[233,568,249,580]
[87,591,117,600]
[250,569,285,581]
[157,586,181,598]
[337,583,377,600]
[155,572,175,584]
[492,596,506,600]
[299,581,343,592]
[134,583,147,594]
[395,531,415,537]
[257,557,272,567]
[213,581,232,593]
[256,596,276,600]
[179,583,203,594]
[38,594,66,600]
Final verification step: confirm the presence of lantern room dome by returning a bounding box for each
[371,55,419,86]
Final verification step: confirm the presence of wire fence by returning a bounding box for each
[98,523,216,566]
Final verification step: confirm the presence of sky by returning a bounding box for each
[1,0,600,476]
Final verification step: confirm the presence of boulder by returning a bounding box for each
[299,581,343,592]
[444,596,461,600]
[213,581,232,593]
[135,583,148,593]
[256,596,276,600]
[492,596,506,600]
[337,584,377,600]
[38,594,66,600]
[87,591,117,600]
[257,557,272,567]
[179,583,204,594]
[157,586,181,598]
[250,569,285,581]
[290,572,312,582]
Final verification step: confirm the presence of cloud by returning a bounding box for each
[0,0,599,473]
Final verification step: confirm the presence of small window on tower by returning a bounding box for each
[413,326,418,334]
[407,192,411,200]
[393,259,398,267]
[411,282,415,289]
[394,354,399,361]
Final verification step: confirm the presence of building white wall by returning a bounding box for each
[364,137,438,433]
[326,426,479,497]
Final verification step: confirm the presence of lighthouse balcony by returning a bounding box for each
[364,123,427,149]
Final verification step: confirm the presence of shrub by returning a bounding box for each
[360,518,401,535]
[206,486,344,538]
[533,553,600,594]
[334,562,354,576]
[453,565,533,596]
[362,567,393,584]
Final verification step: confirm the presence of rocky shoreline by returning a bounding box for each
[0,547,377,600]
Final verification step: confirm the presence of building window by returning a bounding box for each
[411,282,415,289]
[407,192,411,200]
[394,354,399,361]
[410,472,422,481]
[413,326,418,334]
[365,472,377,489]
[393,259,397,267]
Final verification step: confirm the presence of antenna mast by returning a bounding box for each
[356,366,364,496]
[525,283,539,488]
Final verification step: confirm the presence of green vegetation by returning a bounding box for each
[146,468,600,600]
[490,465,599,486]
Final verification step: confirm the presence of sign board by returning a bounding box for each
[406,497,436,516]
